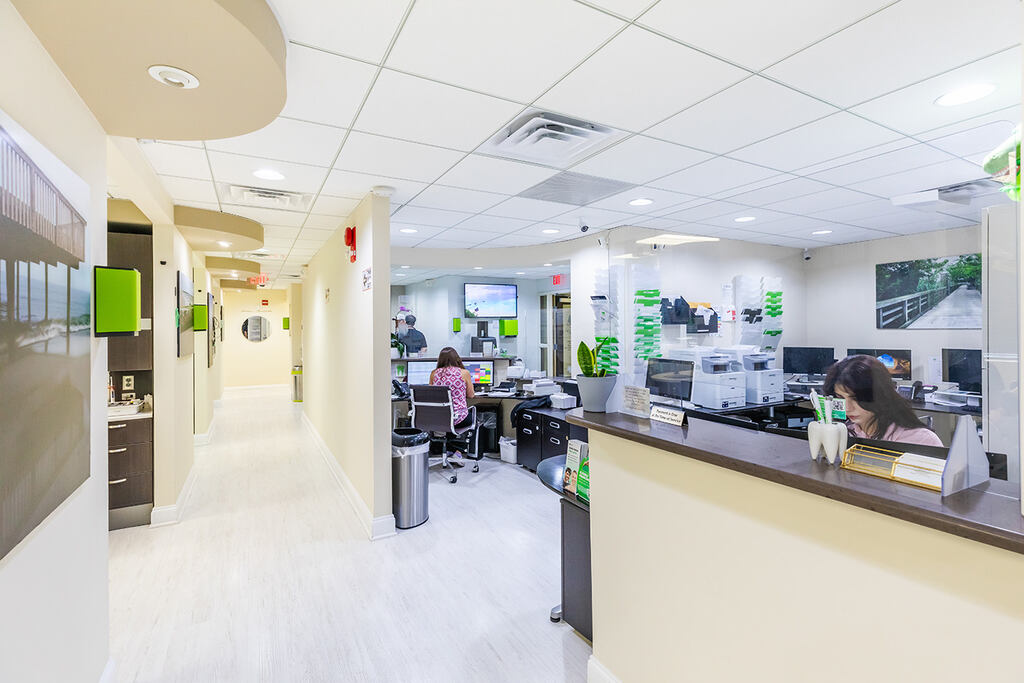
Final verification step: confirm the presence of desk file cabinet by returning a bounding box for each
[516,408,588,471]
[108,415,153,529]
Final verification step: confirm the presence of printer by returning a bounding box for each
[677,349,745,409]
[716,347,784,405]
[525,378,559,397]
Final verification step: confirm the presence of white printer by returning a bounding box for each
[716,347,784,404]
[677,349,746,409]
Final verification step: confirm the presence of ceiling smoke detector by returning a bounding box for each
[219,183,312,212]
[480,109,624,167]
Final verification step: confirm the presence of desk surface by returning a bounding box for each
[537,455,589,511]
[913,400,983,417]
[391,355,513,363]
[567,408,1024,556]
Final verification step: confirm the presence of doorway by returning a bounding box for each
[540,293,572,378]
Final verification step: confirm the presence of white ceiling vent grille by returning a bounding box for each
[519,171,636,205]
[219,183,313,211]
[480,110,625,168]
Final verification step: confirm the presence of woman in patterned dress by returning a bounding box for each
[429,347,474,426]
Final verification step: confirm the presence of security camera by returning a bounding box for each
[803,248,812,261]
[579,224,590,233]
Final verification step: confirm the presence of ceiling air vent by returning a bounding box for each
[519,171,636,205]
[480,110,625,168]
[219,183,313,212]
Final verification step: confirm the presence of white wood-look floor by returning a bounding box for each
[109,386,591,683]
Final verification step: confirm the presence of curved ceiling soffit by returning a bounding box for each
[206,256,262,279]
[175,205,264,253]
[12,0,287,140]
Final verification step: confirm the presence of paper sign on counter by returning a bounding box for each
[622,385,652,418]
[651,405,685,426]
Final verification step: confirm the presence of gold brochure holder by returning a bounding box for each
[840,444,943,492]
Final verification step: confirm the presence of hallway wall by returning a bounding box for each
[0,1,110,680]
[222,288,291,387]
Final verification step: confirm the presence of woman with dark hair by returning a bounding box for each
[824,355,942,447]
[430,347,474,424]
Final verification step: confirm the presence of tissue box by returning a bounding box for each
[550,393,577,409]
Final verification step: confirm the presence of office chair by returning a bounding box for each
[410,385,480,484]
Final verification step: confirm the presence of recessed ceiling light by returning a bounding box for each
[734,216,757,223]
[542,229,560,235]
[473,266,483,270]
[400,228,418,234]
[400,265,410,269]
[253,169,285,181]
[217,240,231,248]
[515,272,525,275]
[396,273,407,277]
[811,230,833,235]
[253,248,268,254]
[935,83,995,107]
[543,263,552,267]
[231,271,238,277]
[147,65,200,89]
[629,198,654,207]
[635,234,720,246]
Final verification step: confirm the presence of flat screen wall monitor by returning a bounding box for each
[942,348,982,393]
[782,347,835,376]
[847,348,912,380]
[646,358,695,404]
[465,361,494,386]
[464,283,517,318]
[406,361,435,386]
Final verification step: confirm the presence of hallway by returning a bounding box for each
[109,386,590,683]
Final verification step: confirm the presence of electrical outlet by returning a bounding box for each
[122,375,134,391]
[122,392,135,401]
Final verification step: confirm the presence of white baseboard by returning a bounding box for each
[193,415,215,446]
[99,657,116,683]
[150,463,198,527]
[588,655,620,683]
[301,412,396,541]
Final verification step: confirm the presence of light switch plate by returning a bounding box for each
[122,375,134,390]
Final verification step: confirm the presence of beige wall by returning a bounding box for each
[289,282,303,367]
[222,287,291,387]
[193,254,215,438]
[0,1,110,680]
[587,431,1024,683]
[303,192,393,535]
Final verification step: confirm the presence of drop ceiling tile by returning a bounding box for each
[222,205,306,228]
[651,157,780,196]
[139,142,210,180]
[570,135,712,184]
[419,238,480,249]
[430,229,495,247]
[849,208,948,230]
[851,48,1022,135]
[175,200,221,212]
[764,0,1023,107]
[638,0,893,71]
[808,227,896,244]
[435,155,558,194]
[850,158,985,198]
[334,132,463,182]
[660,200,749,223]
[385,0,623,102]
[720,177,833,207]
[647,76,838,154]
[310,195,360,216]
[808,143,955,188]
[407,185,508,213]
[766,187,878,215]
[354,70,523,151]
[207,153,330,194]
[926,121,1019,159]
[627,216,690,231]
[281,45,378,128]
[930,192,1011,220]
[481,233,548,247]
[535,25,747,132]
[391,223,446,240]
[588,0,655,19]
[917,105,1021,142]
[795,138,917,176]
[158,176,219,204]
[303,214,346,230]
[751,216,849,236]
[270,0,409,63]
[810,199,903,223]
[322,169,427,205]
[701,207,795,229]
[263,226,301,240]
[454,214,534,234]
[391,205,473,228]
[887,214,978,234]
[206,117,345,167]
[390,235,426,248]
[706,174,799,201]
[487,197,580,221]
[584,187,698,215]
[552,206,636,229]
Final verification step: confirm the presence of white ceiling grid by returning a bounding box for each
[135,0,1021,287]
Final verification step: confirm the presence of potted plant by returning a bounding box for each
[576,340,617,412]
[391,333,405,359]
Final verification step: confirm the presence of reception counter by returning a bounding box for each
[566,409,1024,683]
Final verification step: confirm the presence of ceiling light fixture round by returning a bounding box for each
[629,198,654,206]
[935,83,996,107]
[542,229,560,234]
[400,265,410,269]
[473,266,483,270]
[217,240,231,248]
[734,216,757,223]
[253,169,285,181]
[515,272,525,275]
[543,263,552,267]
[399,228,418,234]
[811,230,833,235]
[147,65,200,89]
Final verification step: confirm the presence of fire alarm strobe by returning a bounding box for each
[344,226,356,263]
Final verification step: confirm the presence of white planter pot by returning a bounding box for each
[576,374,617,413]
[391,347,400,359]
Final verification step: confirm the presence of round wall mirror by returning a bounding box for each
[241,315,271,342]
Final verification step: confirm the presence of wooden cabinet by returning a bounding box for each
[108,416,153,528]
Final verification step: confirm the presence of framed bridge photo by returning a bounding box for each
[875,254,982,329]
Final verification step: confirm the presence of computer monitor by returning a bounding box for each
[782,347,835,376]
[847,348,912,380]
[942,348,982,393]
[465,361,494,386]
[646,358,694,404]
[407,361,435,385]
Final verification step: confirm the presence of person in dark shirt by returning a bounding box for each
[401,315,427,355]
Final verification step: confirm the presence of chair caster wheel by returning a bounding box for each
[449,475,457,484]
[472,465,479,473]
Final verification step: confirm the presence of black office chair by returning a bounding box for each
[410,385,480,484]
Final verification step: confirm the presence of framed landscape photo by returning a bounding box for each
[875,254,982,329]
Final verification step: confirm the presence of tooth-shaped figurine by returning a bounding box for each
[830,425,848,465]
[822,424,842,464]
[807,421,823,461]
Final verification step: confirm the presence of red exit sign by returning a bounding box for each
[552,274,563,286]
[261,299,269,306]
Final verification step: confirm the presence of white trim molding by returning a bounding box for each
[99,658,116,683]
[193,414,216,446]
[588,655,620,683]
[150,464,198,527]
[301,412,396,541]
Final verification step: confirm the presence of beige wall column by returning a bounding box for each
[289,282,303,367]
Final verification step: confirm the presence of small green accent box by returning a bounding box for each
[452,318,461,333]
[499,319,518,336]
[283,317,290,330]
[193,304,208,331]
[93,266,141,337]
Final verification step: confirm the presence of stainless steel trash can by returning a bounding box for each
[392,428,430,529]
[291,365,303,403]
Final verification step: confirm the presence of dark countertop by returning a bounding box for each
[566,409,1024,556]
[912,400,983,417]
[537,455,589,511]
[391,356,514,363]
